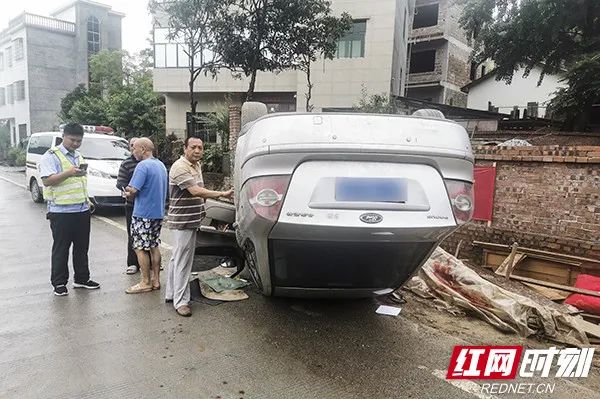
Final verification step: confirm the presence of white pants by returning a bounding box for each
[166,229,197,310]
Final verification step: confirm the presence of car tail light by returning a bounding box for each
[245,175,291,222]
[444,179,474,224]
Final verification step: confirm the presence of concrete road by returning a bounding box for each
[0,171,598,399]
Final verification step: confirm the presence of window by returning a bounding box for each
[187,112,218,144]
[413,4,439,29]
[7,84,14,104]
[87,16,100,54]
[15,81,25,101]
[7,46,13,67]
[28,135,53,155]
[0,52,4,70]
[153,28,214,68]
[409,50,436,73]
[0,88,5,106]
[13,38,24,60]
[336,20,366,58]
[18,124,27,141]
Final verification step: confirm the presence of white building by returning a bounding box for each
[0,1,123,146]
[152,0,415,138]
[462,66,566,119]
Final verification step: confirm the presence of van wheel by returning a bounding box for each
[30,179,44,203]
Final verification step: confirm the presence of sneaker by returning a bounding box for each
[53,285,68,296]
[73,280,101,290]
[126,265,139,274]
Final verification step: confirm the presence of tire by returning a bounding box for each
[30,179,44,203]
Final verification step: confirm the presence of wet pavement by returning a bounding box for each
[1,171,598,399]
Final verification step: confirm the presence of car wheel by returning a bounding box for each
[30,179,44,203]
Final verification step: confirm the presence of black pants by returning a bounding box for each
[48,211,91,287]
[125,204,139,267]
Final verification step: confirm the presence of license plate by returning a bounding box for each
[335,178,407,203]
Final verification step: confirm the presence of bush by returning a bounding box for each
[7,147,26,166]
[201,144,223,173]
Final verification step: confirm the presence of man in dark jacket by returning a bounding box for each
[116,137,140,274]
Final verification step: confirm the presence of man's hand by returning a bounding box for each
[220,188,234,199]
[123,186,137,200]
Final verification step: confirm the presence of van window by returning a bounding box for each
[27,135,53,155]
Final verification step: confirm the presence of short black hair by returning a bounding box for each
[184,136,203,147]
[63,123,84,136]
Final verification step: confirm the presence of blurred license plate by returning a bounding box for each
[335,178,406,202]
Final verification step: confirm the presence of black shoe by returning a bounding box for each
[54,285,68,296]
[73,280,100,290]
[165,298,173,303]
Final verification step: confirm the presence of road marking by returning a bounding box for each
[431,369,498,399]
[93,215,173,251]
[0,174,27,189]
[0,173,174,251]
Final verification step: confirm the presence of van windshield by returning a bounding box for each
[78,138,130,160]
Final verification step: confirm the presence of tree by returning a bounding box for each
[149,0,232,136]
[354,87,397,114]
[547,53,600,129]
[58,84,88,122]
[59,49,165,137]
[215,0,305,100]
[284,0,351,111]
[459,0,600,129]
[88,49,124,98]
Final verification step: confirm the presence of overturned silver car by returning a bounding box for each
[197,103,474,298]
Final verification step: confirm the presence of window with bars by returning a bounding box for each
[336,20,367,59]
[153,27,214,68]
[87,16,100,54]
[13,38,24,60]
[15,81,25,101]
[0,88,5,106]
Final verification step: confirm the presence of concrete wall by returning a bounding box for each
[441,145,600,263]
[0,28,30,144]
[466,67,565,118]
[25,27,78,133]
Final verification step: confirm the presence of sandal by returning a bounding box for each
[125,283,153,294]
[126,265,139,275]
[152,282,161,290]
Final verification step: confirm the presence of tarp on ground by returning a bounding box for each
[404,247,589,346]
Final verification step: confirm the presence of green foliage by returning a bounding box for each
[58,49,165,137]
[459,0,600,129]
[201,143,223,173]
[547,52,600,129]
[7,147,26,166]
[354,88,397,114]
[0,122,11,160]
[58,84,88,122]
[89,49,125,98]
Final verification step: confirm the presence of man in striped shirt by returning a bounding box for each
[165,136,233,317]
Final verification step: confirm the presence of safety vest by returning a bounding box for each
[42,147,88,205]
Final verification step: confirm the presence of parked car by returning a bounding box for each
[25,131,129,208]
[197,103,474,298]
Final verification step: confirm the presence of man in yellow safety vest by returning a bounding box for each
[39,123,100,296]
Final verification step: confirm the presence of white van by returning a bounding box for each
[25,131,130,208]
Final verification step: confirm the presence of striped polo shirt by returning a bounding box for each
[166,156,205,230]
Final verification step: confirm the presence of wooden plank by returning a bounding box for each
[517,270,569,286]
[473,241,600,265]
[521,282,570,301]
[485,252,508,269]
[577,319,600,339]
[495,253,526,276]
[508,275,600,299]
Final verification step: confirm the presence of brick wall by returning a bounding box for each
[441,145,600,263]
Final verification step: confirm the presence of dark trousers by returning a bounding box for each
[125,204,139,267]
[48,211,91,287]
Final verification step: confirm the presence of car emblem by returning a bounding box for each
[360,213,383,224]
